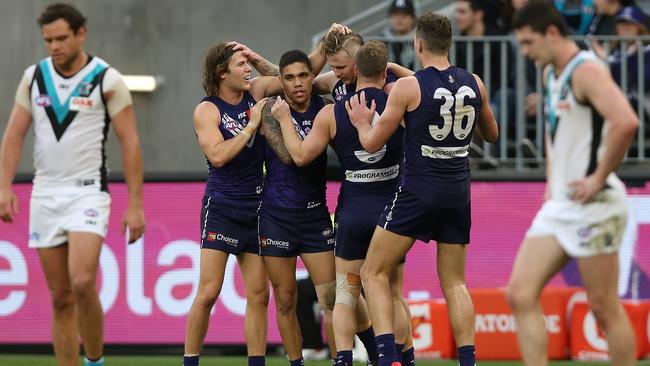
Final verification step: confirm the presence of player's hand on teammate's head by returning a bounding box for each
[568,174,605,203]
[345,91,375,129]
[227,41,260,63]
[122,206,145,244]
[326,23,351,37]
[270,96,291,123]
[0,187,18,223]
[248,98,268,130]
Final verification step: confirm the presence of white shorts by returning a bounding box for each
[29,180,111,248]
[525,189,628,257]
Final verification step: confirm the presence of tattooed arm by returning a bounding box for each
[261,99,294,165]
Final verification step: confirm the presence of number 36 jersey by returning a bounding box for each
[403,66,481,205]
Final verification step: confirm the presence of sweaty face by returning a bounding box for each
[327,50,356,85]
[41,18,85,71]
[455,1,475,33]
[280,62,314,105]
[389,11,416,35]
[515,26,551,67]
[222,51,253,91]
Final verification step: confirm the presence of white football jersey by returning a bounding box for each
[545,51,626,202]
[24,56,122,190]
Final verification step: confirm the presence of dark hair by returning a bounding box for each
[457,0,487,12]
[202,42,236,97]
[356,41,388,78]
[322,31,364,57]
[416,11,452,54]
[37,3,86,33]
[513,0,568,36]
[279,50,312,74]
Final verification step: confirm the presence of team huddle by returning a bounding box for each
[0,2,641,366]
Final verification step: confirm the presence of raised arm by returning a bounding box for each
[310,23,352,76]
[387,62,414,78]
[194,98,267,168]
[472,74,499,143]
[313,71,339,95]
[346,77,416,152]
[569,61,639,202]
[271,97,332,167]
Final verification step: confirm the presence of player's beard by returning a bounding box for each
[55,50,82,73]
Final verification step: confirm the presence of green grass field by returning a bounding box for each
[1,356,650,366]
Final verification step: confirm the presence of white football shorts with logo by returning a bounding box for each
[525,188,628,257]
[29,180,111,248]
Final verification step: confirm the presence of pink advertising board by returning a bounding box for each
[1,181,649,344]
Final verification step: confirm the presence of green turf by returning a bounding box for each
[1,355,650,366]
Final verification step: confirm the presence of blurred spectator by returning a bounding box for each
[594,6,650,155]
[500,0,530,33]
[554,0,596,34]
[589,0,637,35]
[383,0,418,70]
[455,0,511,94]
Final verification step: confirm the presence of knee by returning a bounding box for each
[360,263,381,285]
[588,296,618,326]
[247,286,270,309]
[51,289,75,313]
[335,272,361,309]
[273,288,297,316]
[506,283,537,312]
[195,285,221,309]
[315,281,336,312]
[70,275,96,299]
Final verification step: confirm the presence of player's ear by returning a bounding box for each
[354,64,359,77]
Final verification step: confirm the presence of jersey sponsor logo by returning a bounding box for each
[421,144,469,159]
[35,94,52,107]
[260,236,290,249]
[344,164,400,183]
[448,75,455,83]
[69,96,95,111]
[207,232,239,245]
[354,146,387,163]
[84,209,99,217]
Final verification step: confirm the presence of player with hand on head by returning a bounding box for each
[183,39,283,366]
